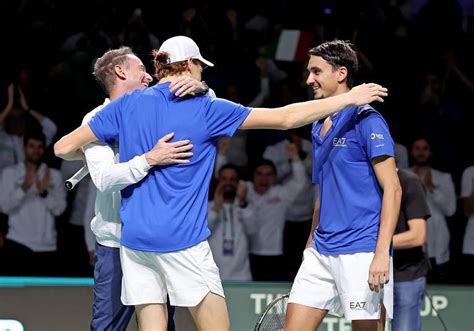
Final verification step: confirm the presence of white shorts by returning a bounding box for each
[120,240,225,307]
[288,247,393,321]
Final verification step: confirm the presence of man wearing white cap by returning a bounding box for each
[159,35,214,68]
[55,36,388,330]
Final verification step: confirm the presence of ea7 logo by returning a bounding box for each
[333,137,347,147]
[349,301,367,310]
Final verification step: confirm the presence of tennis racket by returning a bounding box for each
[65,165,89,190]
[254,293,289,331]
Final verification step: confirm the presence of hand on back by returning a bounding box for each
[145,132,193,166]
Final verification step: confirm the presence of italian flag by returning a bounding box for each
[275,30,314,62]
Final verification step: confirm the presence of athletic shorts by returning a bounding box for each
[288,247,393,320]
[120,240,225,307]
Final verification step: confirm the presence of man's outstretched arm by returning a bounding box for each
[54,125,97,160]
[240,83,387,130]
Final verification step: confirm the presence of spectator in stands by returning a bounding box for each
[461,165,474,283]
[410,137,456,281]
[392,168,431,331]
[0,83,57,170]
[263,129,314,279]
[247,144,306,281]
[208,164,254,281]
[0,131,66,275]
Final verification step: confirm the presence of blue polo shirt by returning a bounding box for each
[311,105,394,255]
[88,82,251,252]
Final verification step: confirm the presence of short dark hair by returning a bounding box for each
[218,163,240,178]
[309,40,358,88]
[253,159,277,176]
[93,46,135,94]
[23,130,46,146]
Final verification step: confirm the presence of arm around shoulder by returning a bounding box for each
[54,124,98,161]
[240,83,387,130]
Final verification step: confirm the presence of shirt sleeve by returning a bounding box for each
[207,201,222,231]
[40,117,58,146]
[240,203,257,235]
[44,169,67,216]
[279,160,307,204]
[357,111,395,160]
[395,143,409,169]
[429,172,456,217]
[204,97,251,140]
[403,174,431,221]
[0,168,26,213]
[88,97,124,146]
[83,141,151,193]
[461,167,474,198]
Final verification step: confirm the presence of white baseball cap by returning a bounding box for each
[159,36,214,67]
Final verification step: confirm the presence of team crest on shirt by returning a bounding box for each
[333,137,347,147]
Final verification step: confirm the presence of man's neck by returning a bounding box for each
[109,86,128,101]
[254,186,269,195]
[159,73,188,84]
[412,164,432,172]
[325,85,350,98]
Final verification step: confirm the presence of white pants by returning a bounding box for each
[289,247,393,320]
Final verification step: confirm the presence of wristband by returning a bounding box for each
[196,81,209,96]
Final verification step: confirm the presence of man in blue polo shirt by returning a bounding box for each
[54,36,389,330]
[285,40,402,331]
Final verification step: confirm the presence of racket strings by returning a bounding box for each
[256,295,289,331]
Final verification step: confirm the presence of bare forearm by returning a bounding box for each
[64,151,84,161]
[243,93,352,130]
[393,231,419,249]
[281,93,353,128]
[242,83,387,129]
[54,124,97,159]
[393,218,426,249]
[375,185,402,255]
[393,231,422,249]
[55,145,85,161]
